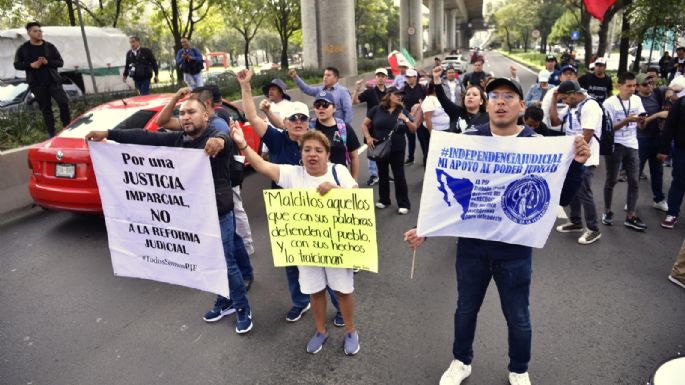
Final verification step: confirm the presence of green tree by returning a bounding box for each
[149,0,213,83]
[535,0,565,53]
[220,0,267,68]
[266,0,300,70]
[355,0,397,57]
[493,0,537,52]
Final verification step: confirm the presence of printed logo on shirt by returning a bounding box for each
[501,175,551,225]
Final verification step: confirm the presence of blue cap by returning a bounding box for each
[314,90,335,104]
[560,64,578,73]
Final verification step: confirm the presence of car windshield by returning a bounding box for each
[59,108,154,139]
[0,83,29,106]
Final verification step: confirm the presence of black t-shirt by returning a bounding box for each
[358,86,387,111]
[26,43,52,86]
[463,71,486,88]
[578,74,612,104]
[403,84,426,109]
[638,91,662,138]
[367,106,409,152]
[315,120,361,166]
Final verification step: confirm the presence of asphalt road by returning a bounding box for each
[1,51,684,385]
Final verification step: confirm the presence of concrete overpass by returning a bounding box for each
[300,0,484,77]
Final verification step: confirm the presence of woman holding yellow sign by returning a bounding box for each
[229,120,361,356]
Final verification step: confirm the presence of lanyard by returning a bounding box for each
[619,98,631,120]
[567,111,573,132]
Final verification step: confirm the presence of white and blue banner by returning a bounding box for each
[417,131,576,248]
[89,142,229,297]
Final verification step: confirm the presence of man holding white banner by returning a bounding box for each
[86,97,254,334]
[405,78,591,385]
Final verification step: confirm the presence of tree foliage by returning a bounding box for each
[220,0,267,68]
[266,0,301,70]
[355,0,398,57]
[493,0,537,52]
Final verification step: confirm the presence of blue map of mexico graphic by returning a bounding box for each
[435,169,551,225]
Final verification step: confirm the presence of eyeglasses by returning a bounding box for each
[487,91,517,102]
[287,113,309,122]
[313,101,332,109]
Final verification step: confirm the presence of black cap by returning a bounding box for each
[546,54,557,61]
[557,80,582,94]
[485,78,524,99]
[560,64,578,73]
[386,86,406,95]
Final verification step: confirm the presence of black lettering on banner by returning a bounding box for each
[264,189,376,270]
[151,208,171,223]
[121,152,145,166]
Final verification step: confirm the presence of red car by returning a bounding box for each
[27,94,259,214]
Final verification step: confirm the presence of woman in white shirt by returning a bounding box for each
[422,82,451,132]
[229,122,362,356]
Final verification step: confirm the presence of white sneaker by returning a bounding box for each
[398,207,409,215]
[668,275,685,289]
[439,359,471,385]
[509,372,531,385]
[375,202,388,209]
[652,200,669,212]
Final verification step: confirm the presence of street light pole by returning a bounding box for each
[74,0,99,96]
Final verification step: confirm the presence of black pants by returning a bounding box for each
[377,149,410,209]
[416,124,430,165]
[32,83,70,137]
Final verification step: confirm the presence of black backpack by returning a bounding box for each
[575,97,614,155]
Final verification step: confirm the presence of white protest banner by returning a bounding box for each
[417,131,576,248]
[89,141,229,297]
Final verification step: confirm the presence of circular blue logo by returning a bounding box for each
[501,175,551,225]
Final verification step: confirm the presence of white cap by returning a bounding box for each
[537,70,550,83]
[374,68,388,76]
[594,57,607,65]
[406,68,418,77]
[670,76,685,92]
[285,101,310,119]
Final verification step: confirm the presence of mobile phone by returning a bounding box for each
[638,112,648,117]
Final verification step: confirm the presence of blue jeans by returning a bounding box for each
[218,211,248,310]
[453,242,532,374]
[134,78,151,95]
[183,72,204,90]
[405,131,416,161]
[234,231,253,280]
[368,159,378,178]
[638,137,665,202]
[667,147,685,217]
[285,266,340,310]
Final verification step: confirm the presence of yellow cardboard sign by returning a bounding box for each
[263,188,378,272]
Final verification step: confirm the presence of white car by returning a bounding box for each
[441,55,468,74]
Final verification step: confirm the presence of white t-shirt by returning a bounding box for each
[541,85,569,132]
[603,95,645,150]
[421,95,451,131]
[269,99,293,120]
[446,80,460,104]
[278,163,358,189]
[566,96,603,166]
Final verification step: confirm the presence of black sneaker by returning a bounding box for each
[366,176,379,186]
[555,222,584,233]
[624,215,647,231]
[602,211,614,226]
[404,159,414,166]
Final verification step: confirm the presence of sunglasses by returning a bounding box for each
[313,100,332,109]
[287,113,309,122]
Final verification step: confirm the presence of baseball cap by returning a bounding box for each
[262,78,291,100]
[375,68,388,76]
[537,70,550,83]
[485,78,524,99]
[560,64,578,74]
[636,73,650,85]
[313,90,335,104]
[556,80,582,94]
[406,68,418,77]
[386,86,406,95]
[594,57,607,66]
[284,101,309,119]
[546,54,557,61]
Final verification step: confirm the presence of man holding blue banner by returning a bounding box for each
[405,78,590,385]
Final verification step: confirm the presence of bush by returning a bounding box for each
[357,58,389,73]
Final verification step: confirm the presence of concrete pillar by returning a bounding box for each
[400,0,423,63]
[446,9,456,50]
[300,0,319,68]
[300,0,357,76]
[429,0,445,53]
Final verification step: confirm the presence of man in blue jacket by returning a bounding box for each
[404,78,589,385]
[176,37,204,90]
